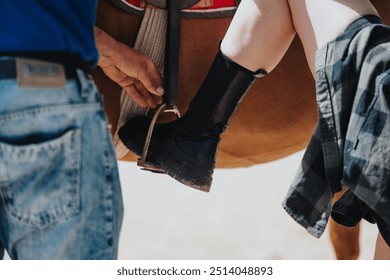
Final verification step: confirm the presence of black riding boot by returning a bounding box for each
[119,50,266,191]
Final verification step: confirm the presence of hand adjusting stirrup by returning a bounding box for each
[137,0,201,172]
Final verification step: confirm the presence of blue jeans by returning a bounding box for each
[0,58,123,259]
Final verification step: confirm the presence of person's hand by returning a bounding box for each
[95,26,164,108]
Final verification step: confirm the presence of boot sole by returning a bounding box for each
[154,141,214,192]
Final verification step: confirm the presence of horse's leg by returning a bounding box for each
[329,219,360,259]
[374,233,390,259]
[329,189,360,260]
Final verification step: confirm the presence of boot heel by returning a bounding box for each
[154,138,214,192]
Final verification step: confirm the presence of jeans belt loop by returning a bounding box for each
[76,69,92,98]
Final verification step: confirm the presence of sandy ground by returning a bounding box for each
[117,150,378,260]
[2,150,378,260]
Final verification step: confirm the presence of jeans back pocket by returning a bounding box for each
[0,129,81,228]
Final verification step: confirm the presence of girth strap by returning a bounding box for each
[113,7,167,158]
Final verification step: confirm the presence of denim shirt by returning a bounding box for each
[283,16,390,242]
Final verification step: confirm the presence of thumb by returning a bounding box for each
[138,67,165,97]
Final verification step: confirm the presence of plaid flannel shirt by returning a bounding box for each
[283,16,390,242]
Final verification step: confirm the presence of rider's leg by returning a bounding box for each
[120,0,296,191]
[220,0,295,72]
[287,0,380,75]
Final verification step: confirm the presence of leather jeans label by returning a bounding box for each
[16,58,66,88]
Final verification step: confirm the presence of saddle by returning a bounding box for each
[110,0,238,17]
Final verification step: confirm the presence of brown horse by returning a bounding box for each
[93,0,390,259]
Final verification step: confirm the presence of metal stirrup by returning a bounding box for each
[137,104,180,172]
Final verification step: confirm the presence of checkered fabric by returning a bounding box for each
[283,16,390,245]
